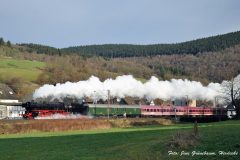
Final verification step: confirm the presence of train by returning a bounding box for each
[22,102,89,119]
[89,104,228,119]
[21,101,228,120]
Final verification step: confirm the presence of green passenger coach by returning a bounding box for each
[88,104,141,117]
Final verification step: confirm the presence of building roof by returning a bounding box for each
[226,103,236,110]
[0,83,17,100]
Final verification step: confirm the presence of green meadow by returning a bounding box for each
[0,58,46,82]
[0,120,239,160]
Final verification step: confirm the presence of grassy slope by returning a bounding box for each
[0,120,239,160]
[0,58,46,82]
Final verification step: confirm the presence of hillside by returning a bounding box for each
[0,44,153,99]
[0,45,47,99]
[60,31,240,57]
[0,58,45,82]
[120,44,240,83]
[0,57,45,99]
[18,31,240,58]
[0,31,240,99]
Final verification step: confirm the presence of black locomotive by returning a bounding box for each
[22,101,89,119]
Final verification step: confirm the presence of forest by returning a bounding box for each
[18,31,240,58]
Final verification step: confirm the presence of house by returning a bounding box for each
[225,103,236,119]
[0,83,25,119]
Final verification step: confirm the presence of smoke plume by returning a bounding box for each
[33,75,222,101]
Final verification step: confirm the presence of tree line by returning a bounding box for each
[61,31,240,57]
[17,31,240,58]
[19,43,61,56]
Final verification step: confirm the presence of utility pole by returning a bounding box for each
[107,90,110,120]
[174,106,177,122]
[185,95,188,106]
[214,96,219,108]
[94,91,96,116]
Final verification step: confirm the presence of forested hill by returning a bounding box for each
[19,43,60,56]
[18,31,240,58]
[61,31,240,57]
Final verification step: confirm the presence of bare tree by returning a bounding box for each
[221,74,240,118]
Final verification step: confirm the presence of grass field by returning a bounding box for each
[0,120,239,160]
[0,57,46,82]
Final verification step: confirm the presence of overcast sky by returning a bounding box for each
[0,0,240,48]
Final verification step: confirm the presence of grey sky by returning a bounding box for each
[0,0,240,48]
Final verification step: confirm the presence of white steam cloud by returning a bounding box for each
[33,75,222,101]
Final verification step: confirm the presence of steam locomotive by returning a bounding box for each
[22,102,89,119]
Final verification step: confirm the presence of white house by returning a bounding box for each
[0,83,25,119]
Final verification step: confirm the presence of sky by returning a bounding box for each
[0,0,240,48]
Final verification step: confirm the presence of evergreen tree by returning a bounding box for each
[0,37,4,46]
[58,49,62,56]
[7,40,11,47]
